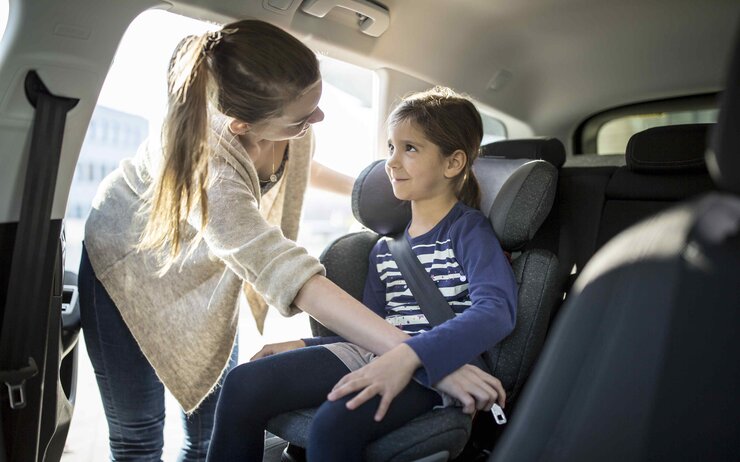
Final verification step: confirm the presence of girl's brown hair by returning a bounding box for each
[139,19,320,271]
[388,86,484,209]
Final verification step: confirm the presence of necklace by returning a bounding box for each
[269,142,277,183]
[259,142,277,184]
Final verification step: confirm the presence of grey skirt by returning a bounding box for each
[321,342,457,408]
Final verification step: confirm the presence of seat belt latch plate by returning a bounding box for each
[491,403,507,425]
[0,357,38,410]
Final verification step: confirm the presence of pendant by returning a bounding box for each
[269,173,278,183]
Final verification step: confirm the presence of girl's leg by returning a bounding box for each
[206,346,351,462]
[307,380,442,462]
[79,245,166,461]
[179,338,239,462]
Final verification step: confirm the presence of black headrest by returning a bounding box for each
[708,28,740,195]
[626,124,712,173]
[351,161,410,236]
[481,138,566,169]
[352,158,558,251]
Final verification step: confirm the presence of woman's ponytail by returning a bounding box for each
[137,20,320,273]
[138,33,214,272]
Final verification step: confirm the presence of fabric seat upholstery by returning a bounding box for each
[596,123,716,247]
[267,152,559,461]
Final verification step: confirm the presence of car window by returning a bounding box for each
[0,1,7,42]
[480,111,507,145]
[300,55,375,257]
[596,108,718,154]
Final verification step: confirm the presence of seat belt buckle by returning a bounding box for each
[0,357,38,410]
[5,381,28,409]
[491,403,507,425]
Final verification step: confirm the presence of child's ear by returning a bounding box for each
[229,119,251,135]
[444,150,467,178]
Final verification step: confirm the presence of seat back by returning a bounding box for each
[482,137,566,169]
[490,29,740,462]
[596,123,716,247]
[514,125,717,323]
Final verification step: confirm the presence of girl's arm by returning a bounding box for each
[404,211,517,386]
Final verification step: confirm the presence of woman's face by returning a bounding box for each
[252,80,325,141]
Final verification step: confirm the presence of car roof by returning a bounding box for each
[169,0,739,140]
[0,0,737,222]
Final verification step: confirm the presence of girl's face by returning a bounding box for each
[385,119,461,203]
[251,80,325,141]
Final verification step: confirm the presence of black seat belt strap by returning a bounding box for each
[0,71,78,410]
[387,233,491,374]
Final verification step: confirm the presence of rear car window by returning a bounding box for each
[596,108,718,154]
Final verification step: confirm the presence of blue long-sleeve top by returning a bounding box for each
[303,201,518,386]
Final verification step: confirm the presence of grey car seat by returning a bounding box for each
[489,27,740,462]
[267,152,560,461]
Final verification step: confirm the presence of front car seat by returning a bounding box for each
[490,26,740,462]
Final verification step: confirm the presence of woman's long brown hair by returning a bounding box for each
[138,20,320,272]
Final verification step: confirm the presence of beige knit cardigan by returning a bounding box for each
[85,113,324,412]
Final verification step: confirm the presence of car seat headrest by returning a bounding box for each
[708,29,740,195]
[351,160,411,236]
[481,138,566,169]
[626,124,712,173]
[352,158,558,251]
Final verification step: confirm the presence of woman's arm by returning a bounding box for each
[294,274,410,355]
[309,160,355,196]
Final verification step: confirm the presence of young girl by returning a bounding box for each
[206,87,518,462]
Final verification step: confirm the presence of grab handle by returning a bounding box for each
[301,0,390,37]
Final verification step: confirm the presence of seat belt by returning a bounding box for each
[0,71,78,460]
[387,233,492,374]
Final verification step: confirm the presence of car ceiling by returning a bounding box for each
[0,0,738,222]
[171,0,740,144]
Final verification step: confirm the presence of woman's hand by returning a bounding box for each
[435,365,506,415]
[250,339,306,361]
[327,343,421,422]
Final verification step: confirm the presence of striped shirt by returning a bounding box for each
[375,237,472,333]
[305,201,517,385]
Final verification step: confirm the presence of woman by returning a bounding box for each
[79,19,498,461]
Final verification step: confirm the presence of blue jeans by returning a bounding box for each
[79,245,238,461]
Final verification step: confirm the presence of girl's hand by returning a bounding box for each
[327,343,421,421]
[250,339,306,361]
[435,365,506,414]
